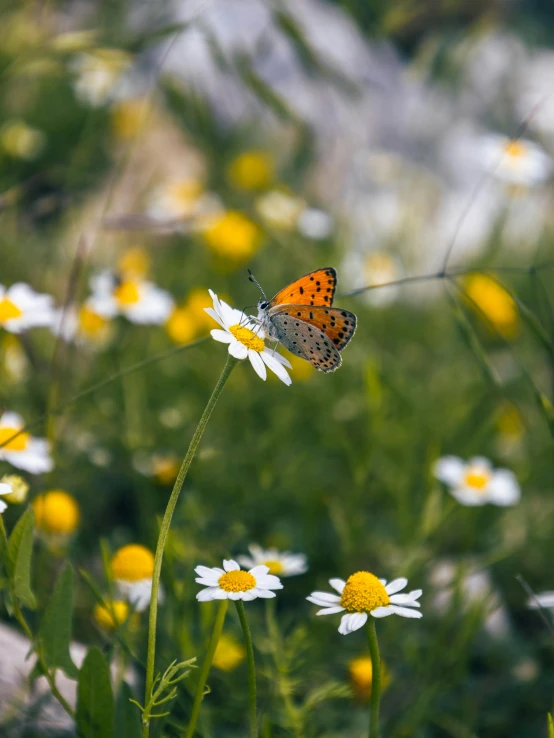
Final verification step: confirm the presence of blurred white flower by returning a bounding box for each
[205,290,292,385]
[52,301,112,346]
[307,572,422,635]
[343,250,403,306]
[527,591,554,610]
[88,271,174,325]
[0,412,53,474]
[433,455,520,507]
[195,559,283,601]
[238,544,307,577]
[297,208,333,240]
[146,179,210,222]
[0,283,55,333]
[256,190,304,230]
[71,49,131,107]
[478,134,551,186]
[0,482,12,514]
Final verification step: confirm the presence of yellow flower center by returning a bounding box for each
[227,151,274,191]
[114,280,140,306]
[203,211,262,262]
[0,427,29,452]
[0,298,23,323]
[218,570,256,592]
[229,324,265,353]
[464,470,490,490]
[166,306,196,344]
[212,633,246,671]
[94,601,130,630]
[111,544,154,582]
[79,306,108,336]
[263,559,284,575]
[32,490,80,535]
[504,140,527,161]
[339,571,390,613]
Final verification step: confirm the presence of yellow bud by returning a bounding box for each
[33,490,80,535]
[111,544,154,582]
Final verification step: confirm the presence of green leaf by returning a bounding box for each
[38,563,78,679]
[7,508,36,609]
[535,391,554,439]
[450,296,501,387]
[548,713,554,738]
[76,648,115,738]
[115,682,141,738]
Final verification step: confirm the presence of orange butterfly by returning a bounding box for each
[251,267,357,373]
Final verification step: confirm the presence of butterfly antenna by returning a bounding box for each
[248,269,267,300]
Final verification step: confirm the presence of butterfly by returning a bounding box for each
[251,267,357,373]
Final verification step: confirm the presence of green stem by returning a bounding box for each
[184,600,228,738]
[142,355,237,738]
[367,619,381,738]
[0,517,75,719]
[236,600,257,738]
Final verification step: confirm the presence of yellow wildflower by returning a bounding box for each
[227,150,274,191]
[465,274,519,337]
[203,211,263,263]
[33,490,80,536]
[213,633,246,671]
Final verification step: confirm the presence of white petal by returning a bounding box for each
[487,470,521,506]
[307,591,342,606]
[248,350,267,380]
[450,488,488,506]
[0,483,13,496]
[210,588,229,600]
[389,605,423,618]
[241,589,259,601]
[223,559,240,572]
[528,591,554,609]
[248,564,270,578]
[228,340,248,360]
[255,575,283,590]
[315,606,345,616]
[338,612,367,634]
[205,307,226,330]
[371,606,395,618]
[261,351,292,385]
[0,500,6,513]
[329,578,346,594]
[237,556,255,569]
[255,589,276,598]
[227,591,244,600]
[433,456,465,487]
[210,329,233,344]
[390,594,421,607]
[196,587,218,601]
[0,412,24,428]
[195,577,222,586]
[385,578,408,595]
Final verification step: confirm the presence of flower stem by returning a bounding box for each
[367,619,381,738]
[142,355,237,738]
[236,600,257,738]
[184,599,228,738]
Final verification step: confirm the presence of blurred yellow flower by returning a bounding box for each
[151,454,180,485]
[166,288,216,344]
[50,30,97,52]
[0,474,29,504]
[118,247,151,279]
[33,490,80,535]
[111,544,154,582]
[78,305,110,339]
[348,656,390,700]
[212,633,246,671]
[1,335,29,382]
[465,274,519,337]
[227,150,275,191]
[94,600,131,630]
[282,351,315,382]
[1,121,46,160]
[496,404,524,440]
[111,99,147,139]
[203,211,263,263]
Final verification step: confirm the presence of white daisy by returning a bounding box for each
[307,571,422,635]
[71,49,131,107]
[0,412,53,474]
[116,579,159,613]
[0,283,55,333]
[478,134,551,186]
[88,271,174,325]
[0,481,12,514]
[527,591,554,610]
[51,301,112,346]
[195,559,283,602]
[205,290,292,386]
[238,544,308,577]
[433,455,520,507]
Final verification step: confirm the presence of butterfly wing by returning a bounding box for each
[269,267,337,307]
[268,313,342,373]
[269,305,357,351]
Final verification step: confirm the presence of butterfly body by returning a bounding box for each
[255,268,357,373]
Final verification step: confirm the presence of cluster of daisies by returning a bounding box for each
[194,544,422,635]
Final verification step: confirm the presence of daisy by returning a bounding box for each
[88,271,174,325]
[433,455,520,506]
[71,49,131,107]
[238,544,307,577]
[195,559,283,602]
[0,412,53,474]
[307,571,422,635]
[205,290,292,385]
[478,134,551,186]
[0,283,55,333]
[111,544,158,612]
[527,591,554,610]
[0,481,12,513]
[52,301,112,346]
